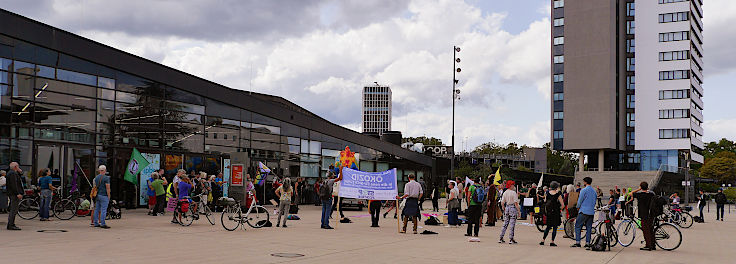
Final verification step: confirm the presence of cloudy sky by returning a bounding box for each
[3,0,735,150]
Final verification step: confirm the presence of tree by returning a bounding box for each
[402,136,443,145]
[704,138,736,160]
[543,142,578,176]
[700,157,736,183]
[474,142,524,156]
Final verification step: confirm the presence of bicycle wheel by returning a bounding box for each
[203,205,215,225]
[616,220,636,247]
[535,217,546,232]
[54,199,76,220]
[654,223,682,251]
[679,212,693,228]
[246,205,270,228]
[221,206,242,231]
[179,208,195,226]
[18,198,39,220]
[564,218,575,240]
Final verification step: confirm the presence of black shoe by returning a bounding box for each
[464,234,472,237]
[282,225,287,228]
[584,244,591,248]
[6,226,21,231]
[570,244,581,248]
[498,238,505,243]
[276,224,280,227]
[640,247,652,251]
[550,243,557,247]
[99,225,110,229]
[509,239,517,244]
[323,226,334,229]
[539,242,544,246]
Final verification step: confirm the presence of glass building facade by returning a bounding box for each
[0,10,432,207]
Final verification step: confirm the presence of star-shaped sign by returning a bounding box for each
[340,146,356,168]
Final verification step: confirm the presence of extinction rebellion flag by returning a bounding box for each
[124,148,150,185]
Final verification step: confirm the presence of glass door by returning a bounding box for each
[35,144,62,189]
[64,146,94,197]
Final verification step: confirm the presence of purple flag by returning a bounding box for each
[70,159,79,193]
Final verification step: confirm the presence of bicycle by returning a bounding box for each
[564,213,596,240]
[616,215,682,250]
[593,207,618,249]
[662,206,693,229]
[173,196,196,226]
[192,193,215,225]
[221,191,269,231]
[534,207,546,232]
[52,190,87,220]
[18,188,66,220]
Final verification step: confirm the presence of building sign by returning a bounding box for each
[231,164,244,186]
[423,145,453,155]
[338,168,398,200]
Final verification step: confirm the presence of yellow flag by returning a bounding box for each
[493,168,502,185]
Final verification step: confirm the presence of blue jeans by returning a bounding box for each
[716,204,725,220]
[94,195,109,226]
[321,198,332,227]
[574,213,594,244]
[40,189,52,219]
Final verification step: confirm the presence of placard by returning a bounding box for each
[338,168,397,200]
[231,164,244,186]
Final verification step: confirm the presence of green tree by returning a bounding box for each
[474,142,524,156]
[700,157,736,183]
[543,142,578,176]
[402,136,443,145]
[704,138,736,160]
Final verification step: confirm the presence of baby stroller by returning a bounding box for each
[106,200,122,220]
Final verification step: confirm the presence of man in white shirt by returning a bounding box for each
[397,174,423,234]
[499,180,521,244]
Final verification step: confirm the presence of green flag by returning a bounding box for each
[124,148,150,185]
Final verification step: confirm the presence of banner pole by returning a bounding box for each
[336,196,341,229]
[397,199,401,233]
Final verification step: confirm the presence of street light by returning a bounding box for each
[451,46,461,181]
[682,151,691,205]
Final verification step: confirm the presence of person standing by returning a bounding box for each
[629,181,655,251]
[150,172,167,216]
[146,172,157,215]
[446,181,460,227]
[397,173,423,234]
[6,162,24,230]
[499,181,520,244]
[540,181,564,247]
[319,168,343,229]
[275,178,293,228]
[465,176,482,237]
[486,182,498,226]
[38,168,56,221]
[170,169,184,224]
[0,170,7,214]
[572,177,596,249]
[92,165,111,229]
[715,188,727,221]
[431,185,440,212]
[696,190,707,222]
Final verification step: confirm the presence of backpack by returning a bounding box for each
[319,180,332,200]
[472,184,486,204]
[649,194,668,218]
[591,234,609,251]
[715,193,727,204]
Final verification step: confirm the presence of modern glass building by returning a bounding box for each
[0,9,433,207]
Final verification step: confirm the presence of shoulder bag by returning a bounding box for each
[90,176,100,199]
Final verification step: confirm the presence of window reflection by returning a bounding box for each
[56,69,97,86]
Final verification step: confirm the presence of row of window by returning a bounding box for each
[659,12,689,23]
[553,56,564,64]
[553,74,564,83]
[659,109,690,119]
[627,76,635,90]
[627,58,635,71]
[553,93,564,101]
[553,18,564,27]
[627,94,635,108]
[659,50,689,61]
[659,0,689,3]
[553,37,564,45]
[627,113,635,127]
[553,0,564,8]
[659,31,689,42]
[553,130,564,139]
[627,132,635,146]
[659,89,689,100]
[627,3,635,17]
[659,129,689,139]
[627,39,635,53]
[659,70,690,80]
[553,111,563,119]
[627,21,635,34]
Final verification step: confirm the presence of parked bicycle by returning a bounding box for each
[593,207,618,249]
[616,215,682,250]
[173,196,196,226]
[18,188,69,220]
[221,190,269,231]
[661,206,693,229]
[192,193,215,225]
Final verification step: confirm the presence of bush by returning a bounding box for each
[724,188,736,202]
[699,183,721,193]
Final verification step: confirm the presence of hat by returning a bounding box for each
[506,180,515,189]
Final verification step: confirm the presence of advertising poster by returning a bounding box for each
[338,168,397,200]
[165,154,183,175]
[139,153,161,206]
[231,164,244,186]
[223,158,231,197]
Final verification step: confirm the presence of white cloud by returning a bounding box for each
[704,119,736,143]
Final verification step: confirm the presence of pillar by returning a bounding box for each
[598,149,605,172]
[579,151,585,172]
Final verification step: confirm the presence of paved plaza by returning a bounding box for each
[1,202,734,264]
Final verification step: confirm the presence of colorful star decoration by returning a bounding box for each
[339,146,356,169]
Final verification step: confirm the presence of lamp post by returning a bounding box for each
[683,151,691,205]
[451,46,461,181]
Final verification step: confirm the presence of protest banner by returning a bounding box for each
[338,168,398,201]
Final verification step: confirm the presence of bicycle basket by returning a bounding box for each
[218,197,237,206]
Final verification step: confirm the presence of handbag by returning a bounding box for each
[90,176,100,199]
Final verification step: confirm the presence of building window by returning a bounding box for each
[553,74,564,82]
[659,89,690,100]
[659,70,690,80]
[553,0,564,8]
[659,129,690,139]
[626,21,635,34]
[659,12,689,23]
[659,50,689,61]
[659,31,689,42]
[553,130,564,139]
[626,39,635,53]
[553,18,564,27]
[627,3,635,16]
[627,113,635,127]
[659,0,688,3]
[553,93,564,101]
[553,55,564,64]
[627,132,636,146]
[553,37,564,45]
[627,94,635,108]
[659,109,690,119]
[627,58,635,71]
[553,111,564,119]
[627,76,635,90]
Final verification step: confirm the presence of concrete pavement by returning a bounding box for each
[0,202,733,264]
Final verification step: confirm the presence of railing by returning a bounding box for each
[652,164,668,190]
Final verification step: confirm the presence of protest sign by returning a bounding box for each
[338,168,398,201]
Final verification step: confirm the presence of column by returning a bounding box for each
[598,149,604,172]
[579,151,585,172]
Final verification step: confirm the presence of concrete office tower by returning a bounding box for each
[550,0,704,172]
[362,84,392,134]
